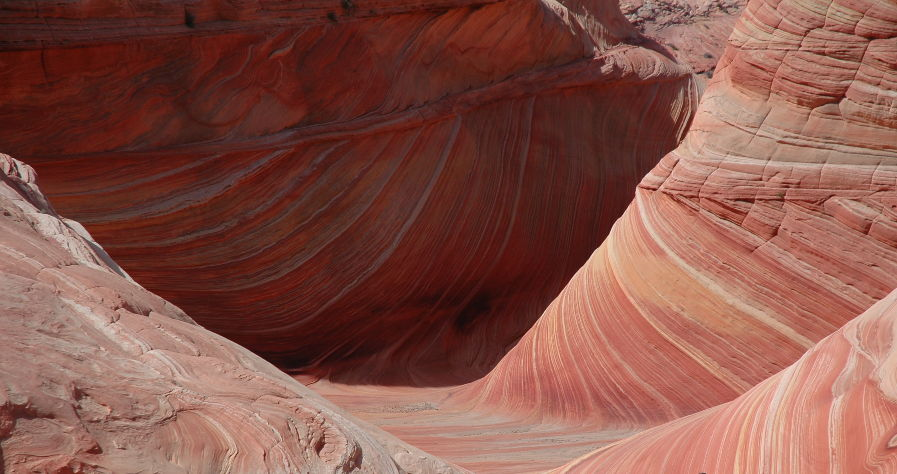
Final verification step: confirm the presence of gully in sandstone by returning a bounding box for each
[0,0,895,472]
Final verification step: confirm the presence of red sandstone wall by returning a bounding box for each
[0,0,699,383]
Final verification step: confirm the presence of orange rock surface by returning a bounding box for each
[0,155,460,473]
[0,0,698,384]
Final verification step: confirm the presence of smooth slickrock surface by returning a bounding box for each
[454,0,897,427]
[557,288,897,472]
[311,381,638,473]
[0,0,699,384]
[320,0,896,469]
[5,0,896,471]
[0,155,459,473]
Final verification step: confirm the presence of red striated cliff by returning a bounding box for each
[457,0,897,427]
[0,0,699,384]
[557,287,897,472]
[0,154,460,473]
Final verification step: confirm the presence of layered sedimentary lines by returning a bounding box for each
[457,0,897,427]
[0,0,698,383]
[558,288,897,472]
[0,0,504,47]
[0,155,458,473]
[311,381,639,473]
[6,0,896,471]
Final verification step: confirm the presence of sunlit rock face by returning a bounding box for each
[621,0,748,77]
[2,0,896,472]
[0,0,698,384]
[0,155,460,473]
[557,287,897,473]
[458,0,897,427]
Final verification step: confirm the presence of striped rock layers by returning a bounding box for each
[459,0,897,426]
[0,155,459,473]
[557,287,897,472]
[0,0,698,384]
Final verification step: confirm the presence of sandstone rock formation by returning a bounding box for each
[313,0,893,468]
[306,2,897,465]
[4,0,896,471]
[0,155,458,473]
[457,0,897,428]
[557,287,897,472]
[0,0,699,384]
[621,0,747,76]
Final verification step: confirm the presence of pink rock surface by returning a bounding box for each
[621,0,747,75]
[557,287,897,472]
[311,381,639,473]
[0,0,698,384]
[311,0,892,469]
[0,154,459,473]
[4,0,896,471]
[455,0,897,428]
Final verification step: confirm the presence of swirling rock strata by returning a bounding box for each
[459,0,897,426]
[0,155,458,473]
[557,287,897,472]
[0,0,698,383]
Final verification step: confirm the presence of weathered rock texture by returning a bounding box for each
[621,0,747,75]
[458,0,897,427]
[0,0,698,384]
[557,287,897,472]
[0,155,459,473]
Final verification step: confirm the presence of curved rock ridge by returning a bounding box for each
[0,155,459,473]
[1,0,699,383]
[556,287,897,472]
[457,0,897,425]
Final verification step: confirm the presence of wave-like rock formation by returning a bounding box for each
[303,2,897,468]
[0,155,458,473]
[458,0,897,427]
[0,0,698,384]
[557,287,897,472]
